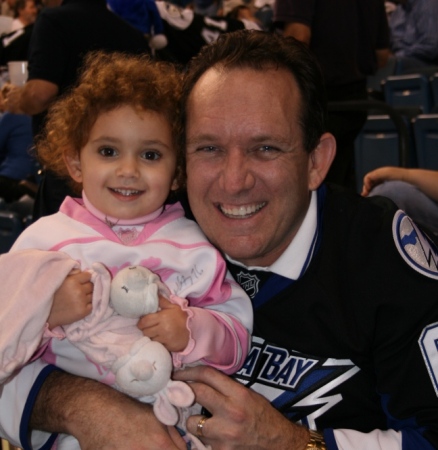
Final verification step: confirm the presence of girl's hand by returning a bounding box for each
[137,297,189,352]
[48,269,93,329]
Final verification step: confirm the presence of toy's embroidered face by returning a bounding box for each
[110,266,160,318]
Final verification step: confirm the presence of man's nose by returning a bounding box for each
[219,149,255,194]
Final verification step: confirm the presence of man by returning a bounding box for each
[387,0,438,71]
[3,0,150,220]
[10,0,38,31]
[273,0,390,190]
[1,30,438,450]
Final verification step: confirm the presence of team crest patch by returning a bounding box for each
[236,271,260,298]
[393,210,438,279]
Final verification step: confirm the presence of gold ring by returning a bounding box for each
[196,415,208,438]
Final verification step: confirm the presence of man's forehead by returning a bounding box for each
[188,66,299,105]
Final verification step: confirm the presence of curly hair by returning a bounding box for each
[37,51,183,194]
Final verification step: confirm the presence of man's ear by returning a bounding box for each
[307,132,336,191]
[64,152,83,183]
[170,177,179,191]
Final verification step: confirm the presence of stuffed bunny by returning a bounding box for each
[109,266,194,425]
[109,266,210,449]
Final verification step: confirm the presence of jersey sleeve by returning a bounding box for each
[169,244,253,374]
[0,360,59,450]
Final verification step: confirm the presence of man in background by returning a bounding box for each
[274,0,390,189]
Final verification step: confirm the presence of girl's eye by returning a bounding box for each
[143,151,161,160]
[99,146,117,157]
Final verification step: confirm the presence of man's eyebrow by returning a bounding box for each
[186,134,218,144]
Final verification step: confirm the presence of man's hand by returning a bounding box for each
[2,83,25,114]
[31,371,186,450]
[174,365,310,449]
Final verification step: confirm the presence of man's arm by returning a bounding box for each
[3,79,58,115]
[362,166,438,201]
[29,371,187,450]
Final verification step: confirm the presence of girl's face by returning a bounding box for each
[65,105,178,220]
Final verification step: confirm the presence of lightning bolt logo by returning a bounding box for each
[234,337,361,425]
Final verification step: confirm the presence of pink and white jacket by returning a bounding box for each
[0,197,252,386]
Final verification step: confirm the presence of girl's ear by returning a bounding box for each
[64,152,83,183]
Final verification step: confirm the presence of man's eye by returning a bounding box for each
[99,147,117,157]
[259,145,276,152]
[143,151,161,160]
[197,146,217,153]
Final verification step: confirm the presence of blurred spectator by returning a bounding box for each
[362,166,438,235]
[0,23,33,64]
[274,0,390,190]
[193,0,220,17]
[2,0,150,221]
[10,0,37,32]
[387,0,438,72]
[0,92,36,206]
[1,0,16,17]
[155,0,246,65]
[252,0,273,30]
[222,0,262,30]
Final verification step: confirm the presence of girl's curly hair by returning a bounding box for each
[37,51,183,195]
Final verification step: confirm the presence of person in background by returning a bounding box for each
[1,0,16,17]
[273,0,390,190]
[2,0,150,222]
[10,0,37,32]
[362,166,438,234]
[0,90,36,208]
[223,0,262,30]
[387,0,438,72]
[1,30,438,450]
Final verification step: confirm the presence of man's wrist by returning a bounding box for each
[304,429,326,450]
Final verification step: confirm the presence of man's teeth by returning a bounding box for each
[112,188,140,196]
[220,203,265,218]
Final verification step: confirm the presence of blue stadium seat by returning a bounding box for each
[412,114,438,169]
[383,74,432,113]
[0,211,23,254]
[354,115,402,192]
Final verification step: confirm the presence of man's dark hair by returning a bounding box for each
[180,29,327,154]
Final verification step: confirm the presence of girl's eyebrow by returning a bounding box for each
[90,136,172,149]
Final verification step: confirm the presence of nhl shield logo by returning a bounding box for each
[393,210,438,280]
[236,271,260,298]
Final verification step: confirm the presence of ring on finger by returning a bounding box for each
[196,415,208,438]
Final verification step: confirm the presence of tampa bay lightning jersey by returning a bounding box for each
[227,184,438,449]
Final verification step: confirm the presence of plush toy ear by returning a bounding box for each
[153,391,179,425]
[166,380,195,408]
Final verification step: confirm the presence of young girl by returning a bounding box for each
[0,51,252,449]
